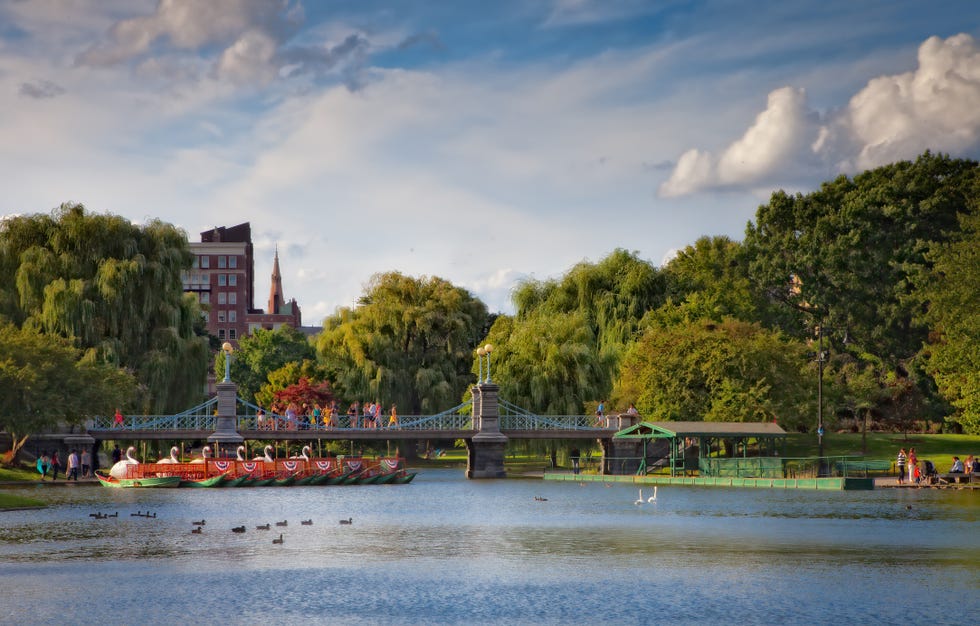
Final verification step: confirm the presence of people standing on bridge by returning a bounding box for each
[348,402,358,428]
[81,448,91,478]
[896,448,907,485]
[114,408,124,428]
[257,407,266,430]
[66,449,80,481]
[388,405,399,429]
[595,400,606,427]
[626,403,639,416]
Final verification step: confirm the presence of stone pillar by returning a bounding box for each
[466,382,507,479]
[207,380,243,455]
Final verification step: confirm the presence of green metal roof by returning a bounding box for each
[614,421,787,439]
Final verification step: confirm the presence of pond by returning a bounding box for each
[1,470,977,625]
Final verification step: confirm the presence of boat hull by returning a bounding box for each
[96,472,181,488]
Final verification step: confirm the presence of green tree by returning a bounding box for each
[219,325,315,403]
[0,322,135,461]
[918,209,980,433]
[482,311,611,414]
[316,272,488,414]
[613,318,812,429]
[0,203,207,412]
[255,359,331,410]
[744,152,978,365]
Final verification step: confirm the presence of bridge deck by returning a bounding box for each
[88,428,615,441]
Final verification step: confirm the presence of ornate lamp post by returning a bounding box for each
[483,344,493,383]
[222,341,233,383]
[477,346,486,383]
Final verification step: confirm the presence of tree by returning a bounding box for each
[744,152,978,366]
[613,318,812,429]
[316,272,488,414]
[269,377,334,414]
[482,311,612,414]
[918,208,980,433]
[0,321,135,462]
[255,359,331,410]
[0,203,208,412]
[218,325,316,403]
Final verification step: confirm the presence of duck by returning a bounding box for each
[272,534,284,544]
[191,527,202,534]
[231,525,246,533]
[191,519,206,526]
[534,496,548,501]
[109,447,139,479]
[339,518,353,525]
[256,523,271,530]
[275,520,288,527]
[300,519,313,526]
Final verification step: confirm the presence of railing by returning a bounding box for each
[699,456,894,479]
[87,396,613,434]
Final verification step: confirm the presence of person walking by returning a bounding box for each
[39,451,51,481]
[388,405,399,429]
[570,448,581,475]
[80,448,91,478]
[907,448,917,483]
[50,451,61,481]
[896,448,907,485]
[66,449,80,481]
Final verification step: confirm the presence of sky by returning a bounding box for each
[2,0,979,322]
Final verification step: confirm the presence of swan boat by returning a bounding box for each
[96,454,415,488]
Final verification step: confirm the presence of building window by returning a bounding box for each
[229,328,237,340]
[218,255,227,269]
[228,274,237,286]
[229,310,237,322]
[218,293,227,305]
[218,274,227,287]
[200,292,210,304]
[200,255,210,268]
[218,329,225,339]
[229,256,237,269]
[228,293,237,305]
[217,312,226,322]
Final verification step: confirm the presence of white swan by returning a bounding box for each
[289,445,311,460]
[189,446,211,464]
[156,446,179,464]
[252,445,274,462]
[648,486,658,503]
[109,446,139,479]
[634,489,644,505]
[236,446,245,461]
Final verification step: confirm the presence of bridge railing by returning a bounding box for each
[500,414,601,430]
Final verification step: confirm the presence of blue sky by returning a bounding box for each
[2,0,979,320]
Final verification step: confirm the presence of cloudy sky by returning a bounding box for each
[2,0,979,321]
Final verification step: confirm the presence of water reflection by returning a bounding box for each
[1,470,977,624]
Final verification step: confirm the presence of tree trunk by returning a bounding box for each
[4,433,30,465]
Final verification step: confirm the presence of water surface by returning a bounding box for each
[1,470,977,624]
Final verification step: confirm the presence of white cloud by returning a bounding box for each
[661,33,980,196]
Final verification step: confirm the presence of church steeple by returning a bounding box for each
[268,245,284,314]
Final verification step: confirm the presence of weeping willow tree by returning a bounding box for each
[0,203,208,413]
[316,272,489,414]
[493,249,667,413]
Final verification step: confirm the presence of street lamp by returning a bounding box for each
[476,346,486,383]
[483,344,493,383]
[814,326,829,473]
[222,341,233,383]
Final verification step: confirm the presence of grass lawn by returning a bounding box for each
[781,433,980,471]
[0,492,46,510]
[0,463,42,482]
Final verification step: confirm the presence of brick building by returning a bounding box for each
[183,222,302,346]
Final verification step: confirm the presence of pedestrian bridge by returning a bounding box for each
[87,395,615,441]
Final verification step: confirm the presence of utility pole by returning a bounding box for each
[816,324,826,475]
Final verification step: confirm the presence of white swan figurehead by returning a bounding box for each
[290,445,311,461]
[236,446,246,461]
[156,446,179,464]
[252,445,273,462]
[189,446,212,464]
[109,446,139,479]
